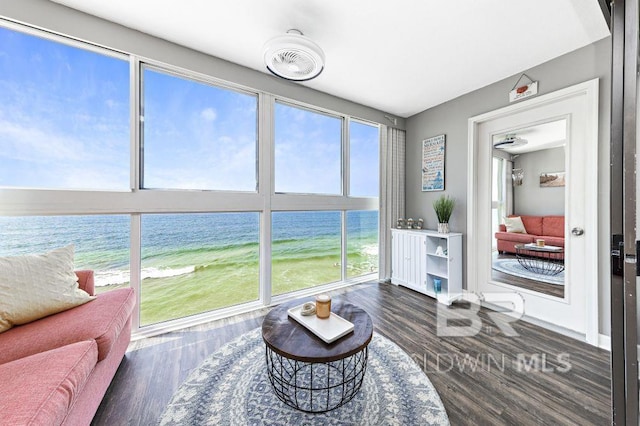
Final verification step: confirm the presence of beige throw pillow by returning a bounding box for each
[0,245,94,333]
[504,216,527,234]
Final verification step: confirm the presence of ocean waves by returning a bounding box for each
[95,265,197,287]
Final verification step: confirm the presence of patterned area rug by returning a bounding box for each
[159,328,449,425]
[492,257,564,285]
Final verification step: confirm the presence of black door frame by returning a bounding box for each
[610,0,639,424]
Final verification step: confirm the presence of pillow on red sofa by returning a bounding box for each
[504,216,527,233]
[0,245,94,333]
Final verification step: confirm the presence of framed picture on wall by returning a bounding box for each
[422,134,445,191]
[540,171,566,187]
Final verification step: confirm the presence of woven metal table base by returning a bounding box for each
[265,346,368,413]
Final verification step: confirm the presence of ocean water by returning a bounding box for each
[0,211,379,288]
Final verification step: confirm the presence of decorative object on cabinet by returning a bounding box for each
[433,195,455,234]
[421,134,445,191]
[390,229,462,305]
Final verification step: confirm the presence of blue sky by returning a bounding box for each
[0,26,379,196]
[0,26,129,189]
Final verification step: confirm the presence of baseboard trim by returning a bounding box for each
[598,334,611,351]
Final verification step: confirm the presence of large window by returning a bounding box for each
[271,211,341,295]
[140,213,260,325]
[492,156,510,249]
[349,121,380,197]
[142,67,258,191]
[274,102,342,194]
[347,210,379,278]
[1,22,381,333]
[0,27,129,190]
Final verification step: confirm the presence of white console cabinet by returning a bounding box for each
[391,229,462,305]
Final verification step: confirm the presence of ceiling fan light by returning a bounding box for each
[494,134,528,149]
[263,30,325,81]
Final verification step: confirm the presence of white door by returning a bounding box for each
[391,230,426,291]
[468,80,599,343]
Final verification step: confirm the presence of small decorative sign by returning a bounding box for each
[422,134,445,191]
[510,81,538,102]
[509,73,538,103]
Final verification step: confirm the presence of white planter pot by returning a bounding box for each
[437,223,450,234]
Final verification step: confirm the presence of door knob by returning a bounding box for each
[571,227,584,236]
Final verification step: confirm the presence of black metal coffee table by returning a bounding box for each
[261,299,373,413]
[514,244,565,276]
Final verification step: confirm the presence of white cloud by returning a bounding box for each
[200,108,217,122]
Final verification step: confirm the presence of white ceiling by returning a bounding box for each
[50,0,610,118]
[493,119,567,154]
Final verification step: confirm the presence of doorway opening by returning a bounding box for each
[491,119,567,299]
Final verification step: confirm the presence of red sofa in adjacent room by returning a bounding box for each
[0,271,135,426]
[495,215,565,254]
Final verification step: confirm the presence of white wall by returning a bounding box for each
[405,38,612,336]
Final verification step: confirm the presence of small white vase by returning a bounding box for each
[437,222,449,234]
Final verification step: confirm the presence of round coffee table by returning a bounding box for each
[261,299,373,413]
[514,244,565,276]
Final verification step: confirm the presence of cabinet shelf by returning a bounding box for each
[428,271,448,279]
[427,253,448,259]
[391,229,462,306]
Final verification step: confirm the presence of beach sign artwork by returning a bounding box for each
[422,134,445,191]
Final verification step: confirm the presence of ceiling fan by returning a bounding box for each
[263,29,325,81]
[493,134,528,149]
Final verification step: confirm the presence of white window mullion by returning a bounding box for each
[130,213,142,332]
[342,118,351,279]
[341,210,348,281]
[343,117,350,197]
[259,93,274,306]
[130,55,141,191]
[129,55,142,332]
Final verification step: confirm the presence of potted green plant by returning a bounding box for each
[433,195,455,233]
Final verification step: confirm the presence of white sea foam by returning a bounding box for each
[94,265,196,287]
[361,244,379,256]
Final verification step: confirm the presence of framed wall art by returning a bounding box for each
[540,171,566,187]
[422,134,445,191]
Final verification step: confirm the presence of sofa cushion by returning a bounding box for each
[0,340,97,426]
[504,216,527,233]
[494,232,535,244]
[542,216,565,238]
[0,245,95,333]
[539,236,565,247]
[519,216,543,236]
[0,288,134,365]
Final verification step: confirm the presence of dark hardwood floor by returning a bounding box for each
[92,282,611,425]
[492,253,565,298]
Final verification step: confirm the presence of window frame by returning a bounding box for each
[0,20,131,192]
[139,63,261,193]
[273,100,345,196]
[0,20,382,337]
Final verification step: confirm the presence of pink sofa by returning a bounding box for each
[0,270,135,425]
[495,215,565,254]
